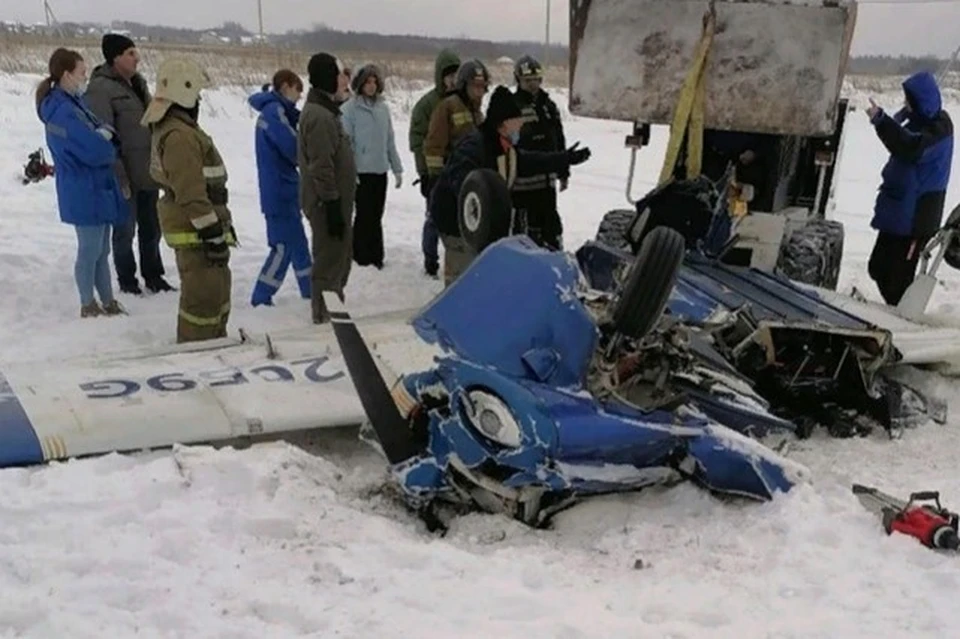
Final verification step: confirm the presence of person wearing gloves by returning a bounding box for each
[340,64,403,270]
[142,57,237,343]
[36,47,127,318]
[297,52,356,324]
[428,85,592,286]
[249,69,312,307]
[510,54,569,251]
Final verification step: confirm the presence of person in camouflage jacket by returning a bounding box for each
[408,49,460,277]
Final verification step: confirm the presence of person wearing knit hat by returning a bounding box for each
[298,51,357,323]
[85,33,175,296]
[101,33,136,66]
[484,85,524,134]
[307,52,348,100]
[426,84,592,287]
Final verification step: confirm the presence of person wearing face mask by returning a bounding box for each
[340,64,404,270]
[297,52,357,324]
[142,57,237,343]
[428,85,592,286]
[248,69,312,307]
[36,47,128,318]
[510,55,568,251]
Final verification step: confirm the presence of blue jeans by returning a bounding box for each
[75,224,114,306]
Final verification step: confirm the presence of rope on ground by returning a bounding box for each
[657,6,717,186]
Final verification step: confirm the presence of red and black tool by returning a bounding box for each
[21,148,54,185]
[853,483,960,551]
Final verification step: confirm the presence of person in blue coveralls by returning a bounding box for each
[866,71,954,306]
[36,47,128,318]
[249,69,312,307]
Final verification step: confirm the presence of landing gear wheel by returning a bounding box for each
[776,219,845,290]
[594,208,636,253]
[457,168,513,253]
[612,226,686,339]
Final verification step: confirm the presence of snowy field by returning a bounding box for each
[3,73,960,637]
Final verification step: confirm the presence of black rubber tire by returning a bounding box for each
[775,218,845,290]
[594,208,636,253]
[457,168,513,253]
[612,226,686,339]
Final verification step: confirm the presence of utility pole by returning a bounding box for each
[43,0,57,27]
[544,0,550,67]
[257,0,264,42]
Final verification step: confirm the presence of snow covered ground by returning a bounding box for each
[3,73,960,637]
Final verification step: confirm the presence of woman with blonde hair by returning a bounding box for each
[36,47,127,318]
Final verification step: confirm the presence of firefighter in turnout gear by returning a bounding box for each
[422,59,488,180]
[428,86,591,286]
[511,55,568,250]
[142,58,237,343]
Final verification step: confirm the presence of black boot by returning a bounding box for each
[146,277,177,293]
[119,280,143,295]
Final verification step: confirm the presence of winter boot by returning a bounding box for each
[101,300,127,316]
[80,301,103,318]
[120,280,143,295]
[146,277,176,293]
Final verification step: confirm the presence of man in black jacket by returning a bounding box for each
[428,85,591,286]
[511,55,568,250]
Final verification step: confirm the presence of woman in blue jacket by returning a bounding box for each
[36,47,128,318]
[341,65,404,269]
[249,69,312,307]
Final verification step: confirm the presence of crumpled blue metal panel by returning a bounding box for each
[393,238,805,510]
[574,240,874,330]
[413,236,598,390]
[391,358,801,505]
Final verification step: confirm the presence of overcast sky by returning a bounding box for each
[8,0,960,57]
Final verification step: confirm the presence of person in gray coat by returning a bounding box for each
[297,52,357,324]
[85,33,174,295]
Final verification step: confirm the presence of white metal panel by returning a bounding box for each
[0,311,437,464]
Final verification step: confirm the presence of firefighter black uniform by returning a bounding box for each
[511,55,568,250]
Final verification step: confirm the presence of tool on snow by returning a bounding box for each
[22,148,54,185]
[896,203,960,321]
[852,483,960,551]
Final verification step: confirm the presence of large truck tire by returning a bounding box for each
[594,208,636,253]
[776,218,845,290]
